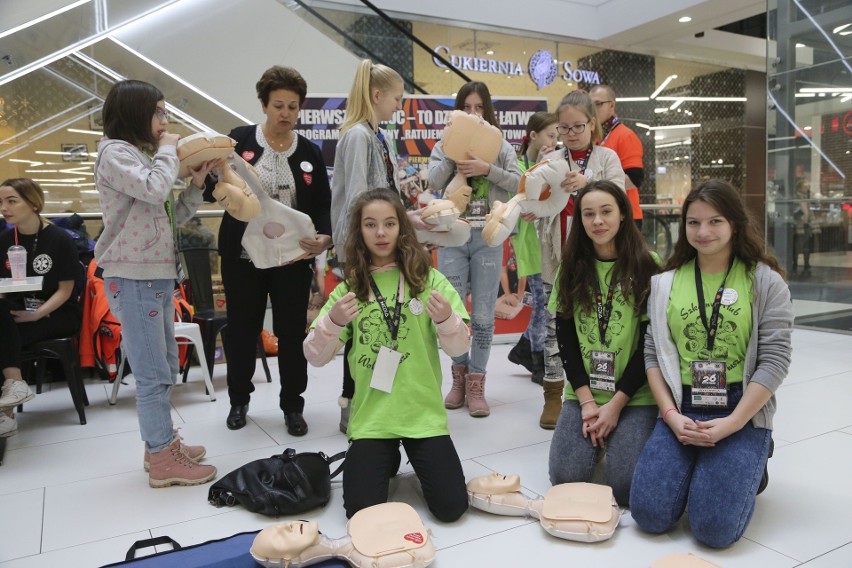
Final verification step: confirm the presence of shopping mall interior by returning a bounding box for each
[0,0,850,566]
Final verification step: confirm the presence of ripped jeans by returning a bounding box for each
[437,228,502,374]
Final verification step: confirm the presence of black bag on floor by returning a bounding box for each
[208,448,345,516]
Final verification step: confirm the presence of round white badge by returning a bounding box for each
[721,288,738,306]
[408,298,423,316]
[300,161,313,173]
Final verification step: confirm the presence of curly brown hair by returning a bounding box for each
[255,66,308,106]
[665,179,785,276]
[343,189,432,301]
[556,180,659,317]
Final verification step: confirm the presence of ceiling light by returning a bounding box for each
[833,24,850,34]
[655,96,746,102]
[796,43,806,48]
[799,87,852,93]
[486,50,494,55]
[669,99,685,110]
[67,128,102,136]
[650,75,678,99]
[0,0,92,41]
[648,123,702,131]
[616,97,650,102]
[679,16,692,23]
[654,108,669,113]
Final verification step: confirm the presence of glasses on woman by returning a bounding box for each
[556,121,589,135]
[154,109,170,121]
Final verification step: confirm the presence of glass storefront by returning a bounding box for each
[767,0,852,331]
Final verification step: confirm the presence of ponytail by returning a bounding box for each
[340,59,402,134]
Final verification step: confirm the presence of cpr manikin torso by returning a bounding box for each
[251,502,435,568]
[466,473,622,542]
[177,132,317,267]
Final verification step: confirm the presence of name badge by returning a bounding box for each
[24,297,44,312]
[370,346,403,393]
[690,360,728,407]
[589,350,616,392]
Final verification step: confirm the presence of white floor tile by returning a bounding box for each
[773,371,852,443]
[0,488,43,563]
[797,542,852,567]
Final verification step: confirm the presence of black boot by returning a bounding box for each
[757,438,775,495]
[508,336,534,373]
[530,351,544,385]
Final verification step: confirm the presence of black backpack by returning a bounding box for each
[208,449,345,516]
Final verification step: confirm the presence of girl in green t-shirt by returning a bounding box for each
[631,180,793,548]
[304,189,471,522]
[507,111,558,385]
[548,180,660,506]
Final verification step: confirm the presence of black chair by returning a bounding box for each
[18,261,89,425]
[179,248,270,383]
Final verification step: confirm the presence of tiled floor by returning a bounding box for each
[1,329,851,567]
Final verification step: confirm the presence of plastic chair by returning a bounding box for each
[20,336,89,424]
[179,247,271,383]
[108,321,216,404]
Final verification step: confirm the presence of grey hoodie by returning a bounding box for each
[94,138,203,280]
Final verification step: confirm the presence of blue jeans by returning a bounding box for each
[549,400,657,506]
[437,228,502,374]
[105,278,178,453]
[521,273,546,352]
[630,385,772,548]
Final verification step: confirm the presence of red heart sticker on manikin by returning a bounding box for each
[403,532,424,544]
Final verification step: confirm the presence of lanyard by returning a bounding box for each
[694,258,734,352]
[600,116,622,145]
[593,272,616,348]
[566,146,593,174]
[368,273,405,347]
[376,129,397,193]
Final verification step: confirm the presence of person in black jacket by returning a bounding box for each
[204,66,331,436]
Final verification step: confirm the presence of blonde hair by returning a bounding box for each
[340,59,403,134]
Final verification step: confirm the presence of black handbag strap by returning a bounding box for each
[124,535,181,560]
[327,450,346,480]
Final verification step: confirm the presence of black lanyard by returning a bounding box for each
[694,258,734,352]
[566,146,593,174]
[593,273,616,348]
[376,129,397,193]
[368,274,403,346]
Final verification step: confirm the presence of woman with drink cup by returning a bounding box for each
[0,178,84,437]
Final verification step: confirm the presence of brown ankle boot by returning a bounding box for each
[540,379,564,429]
[147,436,217,488]
[143,430,206,471]
[466,373,490,417]
[444,364,467,409]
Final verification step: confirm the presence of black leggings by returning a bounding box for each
[343,436,468,522]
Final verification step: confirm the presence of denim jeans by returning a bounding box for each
[549,400,657,506]
[630,384,772,548]
[105,277,178,453]
[521,273,546,352]
[437,228,502,374]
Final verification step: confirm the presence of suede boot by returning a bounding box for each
[530,351,545,385]
[144,430,206,471]
[540,379,563,429]
[507,336,534,373]
[444,364,467,409]
[466,373,490,417]
[147,436,217,488]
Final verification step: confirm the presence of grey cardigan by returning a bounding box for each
[644,262,793,429]
[331,122,400,262]
[427,138,520,208]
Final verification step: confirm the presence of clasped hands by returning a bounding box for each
[328,290,452,327]
[664,412,744,447]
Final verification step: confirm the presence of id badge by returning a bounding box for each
[24,297,44,312]
[690,360,728,407]
[370,346,403,393]
[589,350,616,392]
[468,199,486,217]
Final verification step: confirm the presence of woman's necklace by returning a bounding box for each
[263,126,292,152]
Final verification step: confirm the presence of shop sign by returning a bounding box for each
[433,46,601,90]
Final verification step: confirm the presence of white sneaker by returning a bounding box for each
[0,413,18,437]
[0,379,34,408]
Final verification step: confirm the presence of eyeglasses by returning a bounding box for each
[154,109,170,121]
[556,121,589,135]
[593,100,613,107]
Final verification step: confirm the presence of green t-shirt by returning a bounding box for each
[514,156,542,277]
[666,259,753,386]
[314,268,469,440]
[548,259,655,406]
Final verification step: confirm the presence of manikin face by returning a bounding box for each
[462,92,485,117]
[0,185,37,227]
[580,190,624,258]
[361,200,399,266]
[685,200,734,263]
[151,99,169,140]
[373,80,404,123]
[263,89,301,135]
[557,106,594,151]
[253,521,320,559]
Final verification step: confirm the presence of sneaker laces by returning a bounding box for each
[467,379,484,397]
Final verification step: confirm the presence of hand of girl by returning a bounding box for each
[561,171,589,193]
[406,209,431,231]
[587,400,622,441]
[666,413,714,447]
[694,416,743,444]
[300,234,332,255]
[425,290,452,324]
[502,293,520,307]
[159,131,180,148]
[536,145,556,163]
[457,155,491,178]
[10,309,41,323]
[580,402,600,446]
[188,158,224,189]
[328,292,359,327]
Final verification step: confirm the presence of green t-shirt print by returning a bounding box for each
[666,259,753,386]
